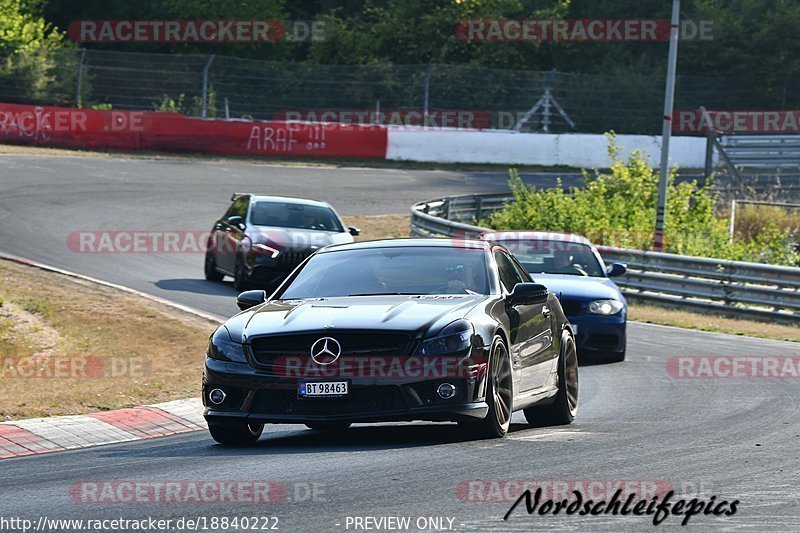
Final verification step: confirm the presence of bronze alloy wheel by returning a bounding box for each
[524,330,579,426]
[491,340,513,430]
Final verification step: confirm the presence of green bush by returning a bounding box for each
[0,0,77,104]
[154,89,217,117]
[484,134,799,266]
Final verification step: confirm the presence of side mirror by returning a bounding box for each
[237,290,266,311]
[348,226,361,236]
[507,283,549,307]
[227,215,245,229]
[606,262,627,278]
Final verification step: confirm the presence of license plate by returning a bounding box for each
[299,381,349,397]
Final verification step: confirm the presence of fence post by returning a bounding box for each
[75,48,86,108]
[201,54,215,118]
[423,64,436,129]
[704,130,714,184]
[474,197,483,222]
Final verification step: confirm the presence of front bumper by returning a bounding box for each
[203,358,489,425]
[244,250,312,287]
[568,313,626,356]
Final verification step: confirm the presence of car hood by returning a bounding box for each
[247,226,353,251]
[530,274,623,302]
[224,295,489,342]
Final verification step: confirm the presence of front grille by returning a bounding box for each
[250,332,412,366]
[560,299,583,316]
[250,386,407,416]
[277,250,314,269]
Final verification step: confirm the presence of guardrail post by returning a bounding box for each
[722,263,734,308]
[443,199,450,221]
[474,197,483,222]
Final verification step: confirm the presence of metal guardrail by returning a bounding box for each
[410,194,800,322]
[721,135,800,169]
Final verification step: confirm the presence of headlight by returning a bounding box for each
[588,299,624,315]
[207,327,248,363]
[252,243,280,258]
[416,319,473,356]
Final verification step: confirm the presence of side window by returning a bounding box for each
[509,254,533,282]
[494,251,524,292]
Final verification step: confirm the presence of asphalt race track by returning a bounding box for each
[1,153,799,531]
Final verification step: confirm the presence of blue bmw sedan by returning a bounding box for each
[483,231,627,363]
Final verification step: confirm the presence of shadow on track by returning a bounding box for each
[95,421,562,459]
[155,278,239,296]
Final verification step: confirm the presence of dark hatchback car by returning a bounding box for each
[204,194,360,291]
[203,239,578,444]
[483,231,627,363]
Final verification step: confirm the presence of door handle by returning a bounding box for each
[542,306,551,318]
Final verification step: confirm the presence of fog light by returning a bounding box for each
[437,383,456,399]
[209,388,226,405]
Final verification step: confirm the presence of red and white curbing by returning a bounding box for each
[0,398,206,459]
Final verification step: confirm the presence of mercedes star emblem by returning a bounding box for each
[310,337,342,365]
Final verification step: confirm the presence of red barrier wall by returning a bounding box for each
[0,103,388,159]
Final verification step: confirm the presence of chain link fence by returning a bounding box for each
[2,48,800,134]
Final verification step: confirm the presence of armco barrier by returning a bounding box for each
[411,194,800,322]
[0,103,388,159]
[387,128,710,168]
[0,102,711,166]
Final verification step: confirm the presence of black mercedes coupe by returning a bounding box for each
[203,239,578,444]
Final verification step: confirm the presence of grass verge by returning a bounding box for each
[0,259,218,420]
[629,304,800,343]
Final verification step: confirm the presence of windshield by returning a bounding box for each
[250,201,344,232]
[497,239,605,277]
[278,246,490,298]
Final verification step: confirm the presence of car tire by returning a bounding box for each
[460,336,513,439]
[233,255,250,292]
[524,330,578,427]
[204,251,224,282]
[305,422,352,431]
[208,421,264,445]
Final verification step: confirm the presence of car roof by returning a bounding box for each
[482,230,592,246]
[239,194,333,209]
[319,238,492,253]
